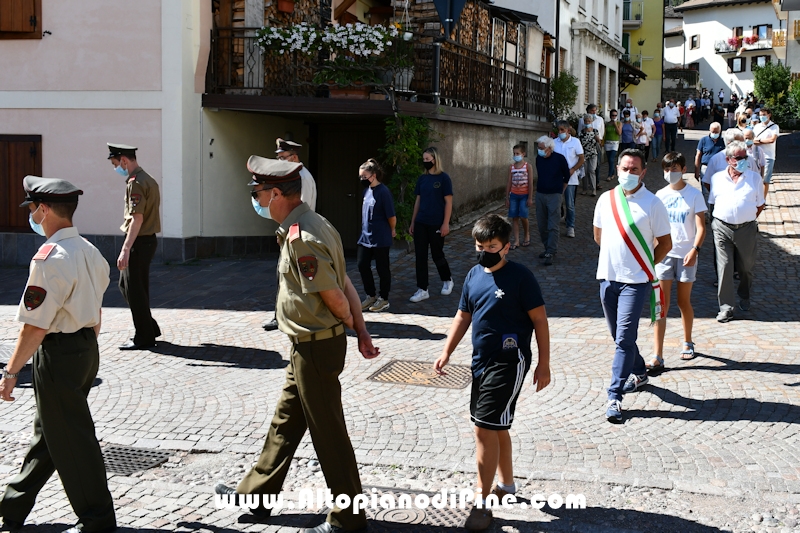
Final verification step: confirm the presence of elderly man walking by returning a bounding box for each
[708,141,765,323]
[534,136,571,266]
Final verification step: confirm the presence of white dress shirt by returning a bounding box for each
[554,135,585,186]
[708,168,765,224]
[662,106,680,124]
[702,152,759,186]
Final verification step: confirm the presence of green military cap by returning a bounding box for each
[20,175,84,207]
[247,156,303,186]
[107,142,138,160]
[275,138,302,153]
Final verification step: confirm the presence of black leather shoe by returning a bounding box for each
[262,318,279,331]
[302,522,367,533]
[2,519,24,533]
[214,483,271,519]
[119,340,157,351]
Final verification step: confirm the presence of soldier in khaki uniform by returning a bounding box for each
[215,157,379,533]
[107,143,162,350]
[0,176,116,533]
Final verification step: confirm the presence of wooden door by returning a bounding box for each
[0,135,42,232]
[313,121,386,254]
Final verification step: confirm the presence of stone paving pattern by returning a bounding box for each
[0,131,799,532]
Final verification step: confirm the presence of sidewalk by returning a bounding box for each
[0,129,798,532]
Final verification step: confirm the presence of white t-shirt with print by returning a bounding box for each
[753,121,779,160]
[593,185,672,284]
[655,184,707,259]
[554,135,584,186]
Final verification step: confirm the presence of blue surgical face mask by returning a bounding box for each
[513,155,524,163]
[745,139,754,146]
[558,132,568,140]
[617,171,641,191]
[654,113,660,118]
[115,164,129,178]
[710,133,720,139]
[29,206,46,236]
[537,149,547,157]
[251,195,272,219]
[759,115,768,123]
[735,158,748,172]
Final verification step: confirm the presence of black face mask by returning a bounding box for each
[476,250,503,268]
[361,178,371,189]
[422,161,434,171]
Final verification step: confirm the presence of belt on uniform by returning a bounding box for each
[44,327,94,340]
[290,323,345,345]
[714,218,754,230]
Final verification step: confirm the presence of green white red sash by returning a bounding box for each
[609,185,665,323]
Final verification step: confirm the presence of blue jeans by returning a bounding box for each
[600,280,651,401]
[508,192,530,219]
[652,134,662,160]
[535,192,561,254]
[564,185,577,228]
[606,149,618,179]
[763,158,775,184]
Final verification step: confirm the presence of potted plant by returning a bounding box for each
[312,56,381,98]
[727,36,743,48]
[277,0,294,13]
[743,35,759,46]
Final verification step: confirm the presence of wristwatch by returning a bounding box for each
[693,245,701,252]
[2,366,20,379]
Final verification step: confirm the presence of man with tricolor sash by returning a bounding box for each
[592,149,672,423]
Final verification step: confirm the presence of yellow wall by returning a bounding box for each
[625,0,665,110]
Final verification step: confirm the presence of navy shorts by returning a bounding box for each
[470,348,531,430]
[508,193,529,219]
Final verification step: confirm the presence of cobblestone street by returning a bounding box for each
[1,132,799,532]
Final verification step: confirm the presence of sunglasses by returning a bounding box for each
[731,155,748,161]
[251,188,272,199]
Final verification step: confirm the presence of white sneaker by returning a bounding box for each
[566,227,575,238]
[409,289,429,303]
[369,297,390,312]
[441,279,454,295]
[360,295,377,310]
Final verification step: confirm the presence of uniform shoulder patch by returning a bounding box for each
[33,243,57,261]
[288,223,301,243]
[23,286,47,311]
[130,193,142,207]
[128,175,136,183]
[298,255,318,280]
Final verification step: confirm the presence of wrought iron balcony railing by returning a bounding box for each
[206,27,549,120]
[621,53,642,68]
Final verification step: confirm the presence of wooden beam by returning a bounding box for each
[333,0,357,22]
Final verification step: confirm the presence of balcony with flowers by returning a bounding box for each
[714,34,773,54]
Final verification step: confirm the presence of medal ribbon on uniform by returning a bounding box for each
[609,185,666,323]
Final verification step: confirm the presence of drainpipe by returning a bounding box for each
[554,0,561,75]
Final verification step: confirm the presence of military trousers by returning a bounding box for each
[119,233,160,345]
[237,332,366,530]
[0,328,116,531]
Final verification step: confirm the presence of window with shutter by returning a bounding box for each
[0,0,41,39]
[0,135,43,232]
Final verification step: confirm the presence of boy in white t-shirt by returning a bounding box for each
[648,152,707,372]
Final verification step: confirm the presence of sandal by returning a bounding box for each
[680,342,696,360]
[509,244,518,250]
[646,355,665,373]
[521,240,531,247]
[605,177,613,182]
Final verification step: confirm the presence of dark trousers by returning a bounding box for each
[357,245,391,300]
[237,333,366,530]
[1,329,116,531]
[664,122,678,152]
[413,222,451,291]
[119,234,160,345]
[600,281,650,401]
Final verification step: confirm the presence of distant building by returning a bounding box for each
[773,0,800,81]
[620,0,665,111]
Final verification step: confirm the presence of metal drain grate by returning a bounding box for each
[102,445,171,476]
[367,360,471,389]
[365,487,468,530]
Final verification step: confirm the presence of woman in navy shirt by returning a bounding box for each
[409,147,454,303]
[358,159,396,312]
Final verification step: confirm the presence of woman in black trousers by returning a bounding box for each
[408,147,454,303]
[357,159,396,312]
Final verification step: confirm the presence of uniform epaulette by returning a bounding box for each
[32,243,57,261]
[288,223,301,243]
[128,176,136,183]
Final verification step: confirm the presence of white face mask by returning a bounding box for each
[618,171,641,191]
[664,171,683,185]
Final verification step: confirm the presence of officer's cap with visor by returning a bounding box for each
[247,156,303,187]
[20,175,84,207]
[275,139,302,154]
[107,143,138,160]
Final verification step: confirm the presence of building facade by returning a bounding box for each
[671,0,784,100]
[621,0,665,111]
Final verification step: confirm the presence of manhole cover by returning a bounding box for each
[102,445,171,476]
[365,487,468,530]
[367,360,471,389]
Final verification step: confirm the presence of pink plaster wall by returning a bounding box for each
[0,0,161,91]
[0,109,162,235]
